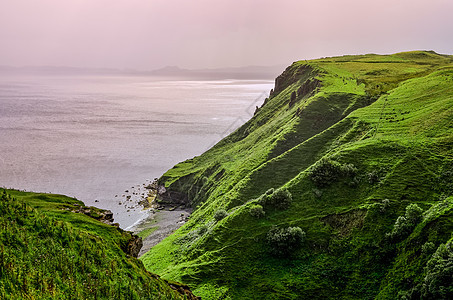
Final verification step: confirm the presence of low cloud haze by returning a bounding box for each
[0,0,452,70]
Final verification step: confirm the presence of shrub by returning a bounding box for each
[312,188,323,198]
[341,163,358,177]
[348,177,360,188]
[249,204,265,218]
[378,199,390,212]
[266,226,305,257]
[270,188,292,209]
[213,209,228,222]
[421,242,436,255]
[265,188,274,196]
[405,203,423,224]
[259,188,292,210]
[421,241,453,299]
[309,158,357,188]
[197,224,209,235]
[309,158,343,187]
[388,204,423,240]
[367,170,380,184]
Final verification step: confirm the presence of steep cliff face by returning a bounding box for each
[142,51,453,299]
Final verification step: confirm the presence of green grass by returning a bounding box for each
[0,189,189,299]
[141,51,453,299]
[137,227,159,239]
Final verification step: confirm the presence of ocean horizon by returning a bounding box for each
[0,73,273,228]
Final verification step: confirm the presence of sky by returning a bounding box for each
[0,0,452,70]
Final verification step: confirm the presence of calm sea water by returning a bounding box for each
[0,74,273,228]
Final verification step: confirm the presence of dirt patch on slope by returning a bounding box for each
[321,209,367,237]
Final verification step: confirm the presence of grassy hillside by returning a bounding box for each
[141,51,453,299]
[0,189,196,299]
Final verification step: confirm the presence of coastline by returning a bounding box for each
[131,207,192,257]
[127,179,192,256]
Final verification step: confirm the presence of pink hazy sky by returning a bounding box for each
[0,0,452,70]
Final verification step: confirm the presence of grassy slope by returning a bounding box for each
[141,51,453,299]
[0,189,191,299]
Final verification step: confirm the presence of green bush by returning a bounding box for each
[309,158,357,187]
[387,203,423,240]
[421,241,453,299]
[214,209,228,221]
[249,204,265,218]
[341,163,358,177]
[265,188,274,196]
[258,187,292,210]
[421,242,436,255]
[309,158,342,187]
[367,170,380,184]
[266,226,305,257]
[270,188,292,209]
[198,224,210,235]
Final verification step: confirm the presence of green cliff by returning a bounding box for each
[141,51,453,299]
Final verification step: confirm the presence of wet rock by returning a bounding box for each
[157,185,166,194]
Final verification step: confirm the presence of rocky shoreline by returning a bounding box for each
[128,179,192,257]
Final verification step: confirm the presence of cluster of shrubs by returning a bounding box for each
[246,189,304,257]
[398,241,453,300]
[257,188,292,210]
[387,203,423,240]
[248,187,292,218]
[266,226,305,257]
[309,158,357,187]
[422,241,453,299]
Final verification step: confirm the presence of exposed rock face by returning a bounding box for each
[289,91,297,107]
[297,78,321,98]
[321,209,366,237]
[102,210,114,221]
[157,185,188,206]
[254,105,260,115]
[273,64,313,95]
[126,234,143,258]
[72,205,115,225]
[296,107,302,116]
[167,281,201,300]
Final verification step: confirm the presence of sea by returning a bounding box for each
[0,73,273,228]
